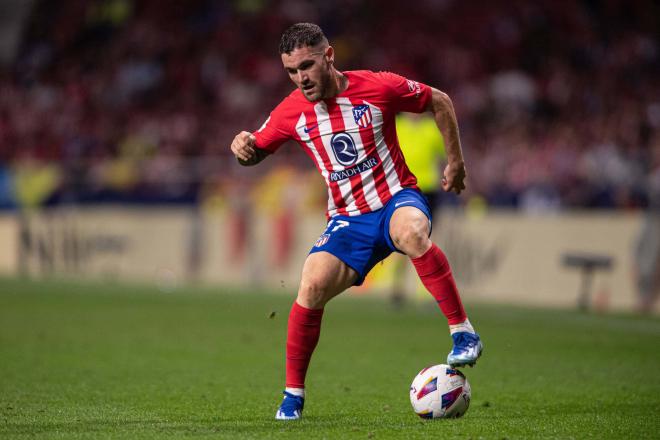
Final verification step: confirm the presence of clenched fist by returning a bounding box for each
[441,161,467,195]
[230,131,268,166]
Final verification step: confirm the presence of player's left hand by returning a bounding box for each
[442,161,467,195]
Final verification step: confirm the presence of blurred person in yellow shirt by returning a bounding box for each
[397,112,446,208]
[391,113,446,306]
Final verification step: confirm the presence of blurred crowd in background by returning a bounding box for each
[0,0,659,212]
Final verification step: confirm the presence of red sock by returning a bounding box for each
[285,301,324,388]
[411,244,467,325]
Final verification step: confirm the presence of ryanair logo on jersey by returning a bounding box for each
[330,132,359,166]
[329,156,379,182]
[352,104,372,129]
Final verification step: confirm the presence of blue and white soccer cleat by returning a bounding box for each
[275,391,304,420]
[447,332,483,368]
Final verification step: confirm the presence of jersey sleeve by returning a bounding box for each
[252,109,290,153]
[376,71,433,114]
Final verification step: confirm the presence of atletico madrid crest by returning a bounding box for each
[314,234,330,247]
[352,104,372,128]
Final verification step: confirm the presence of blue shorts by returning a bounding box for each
[309,188,432,286]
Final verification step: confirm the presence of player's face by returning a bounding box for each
[282,45,334,102]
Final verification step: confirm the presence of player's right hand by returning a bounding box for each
[230,131,257,162]
[441,161,467,195]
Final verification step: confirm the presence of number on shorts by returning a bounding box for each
[328,219,350,232]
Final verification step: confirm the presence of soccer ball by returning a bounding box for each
[409,364,471,419]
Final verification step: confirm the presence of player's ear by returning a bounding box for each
[325,46,334,65]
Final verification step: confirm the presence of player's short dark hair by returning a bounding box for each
[278,23,328,54]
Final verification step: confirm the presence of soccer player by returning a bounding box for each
[230,23,483,421]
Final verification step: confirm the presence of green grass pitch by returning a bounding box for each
[1,277,659,439]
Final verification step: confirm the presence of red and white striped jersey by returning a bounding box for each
[253,70,432,218]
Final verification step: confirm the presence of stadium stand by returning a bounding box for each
[0,0,658,211]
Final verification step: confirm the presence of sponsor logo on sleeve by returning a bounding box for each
[406,79,421,98]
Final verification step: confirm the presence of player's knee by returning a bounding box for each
[297,276,331,308]
[391,216,431,255]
